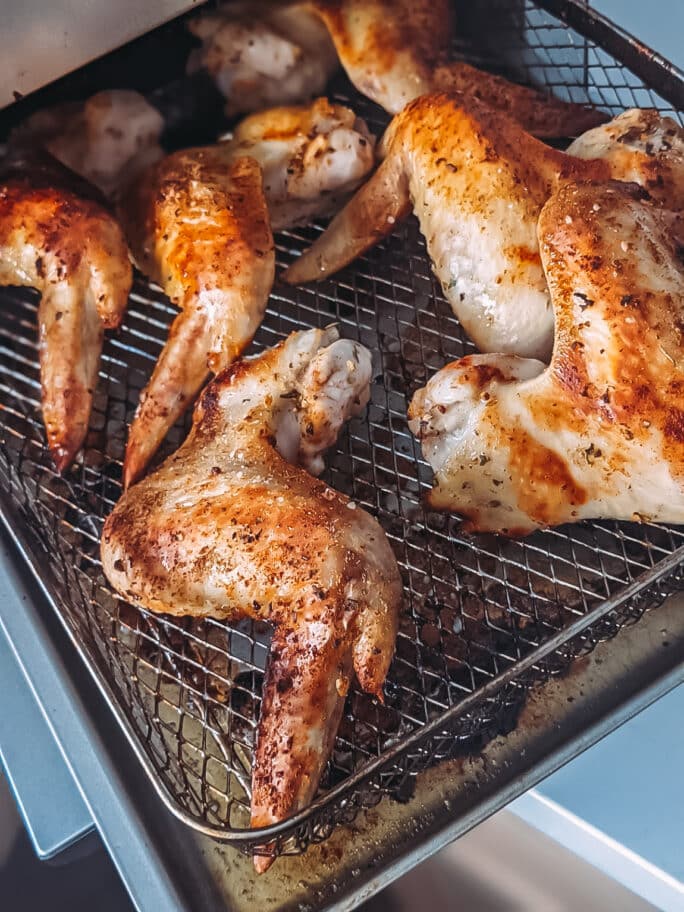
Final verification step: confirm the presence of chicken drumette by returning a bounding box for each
[101,327,402,870]
[187,1,338,116]
[0,151,132,470]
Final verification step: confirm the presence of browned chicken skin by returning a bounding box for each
[189,0,606,135]
[408,180,684,533]
[285,96,683,361]
[119,152,275,488]
[432,61,606,138]
[306,0,605,134]
[101,327,402,872]
[307,0,450,114]
[0,151,132,470]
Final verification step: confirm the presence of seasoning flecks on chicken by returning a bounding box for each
[408,181,684,535]
[567,107,684,213]
[119,153,274,489]
[11,90,165,200]
[307,0,451,114]
[307,0,606,135]
[285,95,684,360]
[187,2,338,117]
[219,97,375,229]
[0,150,132,471]
[101,327,402,871]
[432,61,607,138]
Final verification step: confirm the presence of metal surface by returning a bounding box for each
[1,520,681,912]
[0,0,202,111]
[0,620,93,860]
[0,0,682,869]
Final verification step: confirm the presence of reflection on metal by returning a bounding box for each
[0,1,201,110]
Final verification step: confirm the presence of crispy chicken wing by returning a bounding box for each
[219,97,375,229]
[285,96,684,360]
[119,153,274,489]
[187,1,338,117]
[0,151,132,470]
[307,0,450,114]
[11,90,165,200]
[567,107,684,213]
[120,96,373,486]
[101,327,402,870]
[432,61,606,138]
[408,181,684,535]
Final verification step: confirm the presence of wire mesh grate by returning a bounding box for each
[0,0,682,860]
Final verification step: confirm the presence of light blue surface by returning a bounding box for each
[593,1,684,73]
[0,618,93,859]
[0,537,187,911]
[533,684,684,881]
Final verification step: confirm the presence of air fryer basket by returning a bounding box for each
[0,0,682,864]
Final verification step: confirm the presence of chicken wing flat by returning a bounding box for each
[119,153,275,488]
[219,97,375,230]
[408,180,684,534]
[285,95,684,360]
[101,327,402,870]
[0,150,132,470]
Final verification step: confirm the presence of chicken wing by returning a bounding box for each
[285,95,684,360]
[0,150,132,471]
[306,0,450,114]
[219,97,375,229]
[408,180,684,535]
[119,153,274,489]
[120,95,373,486]
[307,0,606,134]
[187,1,338,117]
[101,326,402,870]
[567,107,684,213]
[10,90,165,200]
[432,61,606,138]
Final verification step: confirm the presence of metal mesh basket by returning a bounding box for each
[0,0,683,864]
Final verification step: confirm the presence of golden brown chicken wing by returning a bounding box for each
[0,151,132,470]
[118,152,275,488]
[285,96,683,361]
[432,61,606,138]
[408,181,684,534]
[307,0,451,114]
[101,327,402,871]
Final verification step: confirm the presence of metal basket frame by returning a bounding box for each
[0,0,682,863]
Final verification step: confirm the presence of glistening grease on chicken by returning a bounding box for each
[408,181,684,534]
[0,150,132,471]
[119,153,275,489]
[101,327,402,872]
[187,1,338,116]
[285,96,684,361]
